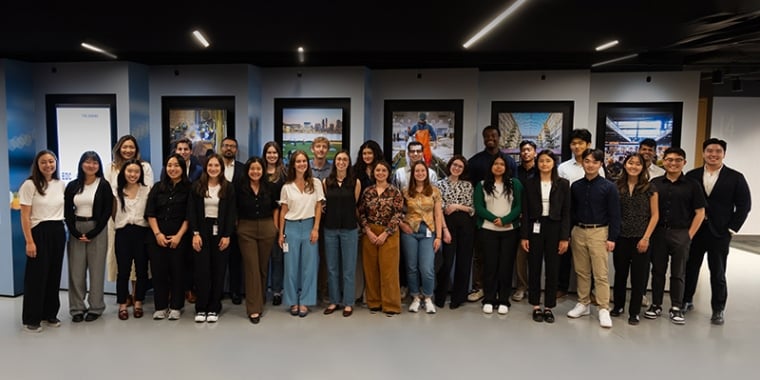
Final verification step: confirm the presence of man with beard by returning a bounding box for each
[220,137,245,304]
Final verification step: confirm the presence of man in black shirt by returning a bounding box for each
[512,140,538,302]
[645,147,705,324]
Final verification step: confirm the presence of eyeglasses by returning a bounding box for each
[663,158,684,163]
[222,144,237,149]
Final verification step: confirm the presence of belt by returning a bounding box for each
[575,223,607,229]
[287,217,315,223]
[75,216,94,222]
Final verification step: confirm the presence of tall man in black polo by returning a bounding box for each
[645,147,705,325]
[220,137,246,304]
[683,138,751,325]
[512,140,538,302]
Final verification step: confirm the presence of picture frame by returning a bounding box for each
[274,98,351,164]
[490,101,574,162]
[161,96,235,161]
[595,102,683,179]
[383,99,463,179]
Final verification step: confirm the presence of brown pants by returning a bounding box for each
[237,218,276,315]
[362,224,401,313]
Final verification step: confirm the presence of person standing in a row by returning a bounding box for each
[263,141,287,306]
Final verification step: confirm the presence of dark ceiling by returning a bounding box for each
[3,0,760,81]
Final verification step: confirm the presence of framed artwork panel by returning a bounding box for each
[490,101,574,162]
[274,98,350,164]
[161,96,235,162]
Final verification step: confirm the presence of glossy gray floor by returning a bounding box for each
[2,247,758,380]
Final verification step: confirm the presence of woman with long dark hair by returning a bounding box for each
[237,156,279,324]
[322,150,361,317]
[474,155,523,315]
[188,154,236,323]
[64,151,113,323]
[520,150,570,323]
[278,150,325,317]
[113,159,151,320]
[354,140,383,193]
[263,141,287,306]
[19,150,66,332]
[145,153,191,320]
[613,153,658,325]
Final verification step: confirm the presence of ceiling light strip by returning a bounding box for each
[595,40,619,51]
[462,0,529,49]
[193,30,210,48]
[591,53,638,68]
[80,42,117,59]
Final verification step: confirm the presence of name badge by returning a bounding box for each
[425,228,433,238]
[533,222,541,234]
[212,224,219,236]
[282,242,289,253]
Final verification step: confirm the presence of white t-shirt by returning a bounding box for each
[19,179,65,228]
[204,184,221,218]
[113,185,151,229]
[280,177,325,220]
[479,181,516,232]
[558,158,605,184]
[73,178,100,217]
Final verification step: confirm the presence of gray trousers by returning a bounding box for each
[68,220,108,315]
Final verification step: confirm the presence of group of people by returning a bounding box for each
[18,126,750,333]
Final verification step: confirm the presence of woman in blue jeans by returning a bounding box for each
[398,161,444,314]
[322,150,361,317]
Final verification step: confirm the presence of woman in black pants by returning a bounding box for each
[520,150,570,323]
[188,153,236,323]
[613,153,658,325]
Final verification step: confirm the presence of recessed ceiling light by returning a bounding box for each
[462,0,530,49]
[591,53,638,67]
[297,46,305,63]
[192,30,210,48]
[80,42,117,59]
[595,40,619,51]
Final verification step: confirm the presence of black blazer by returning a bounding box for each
[187,184,237,238]
[686,165,751,238]
[64,178,114,239]
[520,176,571,240]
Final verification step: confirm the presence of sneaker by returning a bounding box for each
[683,302,695,313]
[206,312,219,323]
[167,309,181,320]
[467,289,484,302]
[642,295,651,307]
[497,305,509,315]
[628,315,640,325]
[194,312,207,323]
[23,324,42,333]
[644,305,662,319]
[409,297,421,313]
[511,289,525,302]
[610,307,624,317]
[424,298,436,314]
[43,318,61,327]
[669,307,685,325]
[567,302,590,318]
[482,304,494,314]
[153,309,168,320]
[599,309,613,328]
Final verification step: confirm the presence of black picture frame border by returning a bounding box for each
[274,97,351,162]
[161,95,235,160]
[595,101,683,160]
[46,94,118,155]
[490,100,574,162]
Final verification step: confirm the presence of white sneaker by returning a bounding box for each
[567,303,590,318]
[599,309,613,328]
[194,312,206,323]
[497,305,509,315]
[23,324,42,333]
[206,312,219,323]
[424,298,436,314]
[482,304,494,314]
[409,297,421,313]
[153,309,168,320]
[167,309,181,320]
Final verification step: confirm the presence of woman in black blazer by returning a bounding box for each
[520,150,570,323]
[188,153,237,323]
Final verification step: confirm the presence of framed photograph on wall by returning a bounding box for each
[490,101,574,162]
[274,98,350,164]
[596,102,683,180]
[161,96,235,162]
[383,99,463,179]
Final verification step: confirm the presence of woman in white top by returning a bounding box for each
[64,151,114,322]
[106,135,154,307]
[113,159,151,320]
[19,150,67,333]
[278,150,325,317]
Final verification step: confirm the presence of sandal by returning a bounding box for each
[118,309,129,320]
[290,305,299,316]
[134,306,144,319]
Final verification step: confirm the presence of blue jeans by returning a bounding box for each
[401,223,436,297]
[283,218,318,306]
[324,228,359,306]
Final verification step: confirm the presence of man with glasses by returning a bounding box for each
[645,147,705,324]
[220,137,245,304]
[393,141,437,190]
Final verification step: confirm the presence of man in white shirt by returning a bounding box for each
[220,137,245,304]
[638,138,665,179]
[393,141,437,191]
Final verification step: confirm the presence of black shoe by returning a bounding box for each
[532,309,544,322]
[434,300,445,308]
[231,293,242,305]
[272,294,282,306]
[249,314,261,324]
[628,315,640,325]
[72,314,84,323]
[683,302,695,313]
[543,309,555,323]
[449,302,461,310]
[369,307,381,313]
[84,313,100,322]
[610,307,624,317]
[711,310,725,325]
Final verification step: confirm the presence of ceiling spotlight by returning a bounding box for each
[192,30,210,48]
[591,53,638,68]
[595,40,619,51]
[462,0,530,49]
[731,78,743,92]
[81,42,117,59]
[711,70,724,84]
[297,46,305,63]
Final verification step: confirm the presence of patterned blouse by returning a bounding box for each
[437,177,474,216]
[619,183,657,238]
[403,187,442,234]
[358,184,404,236]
